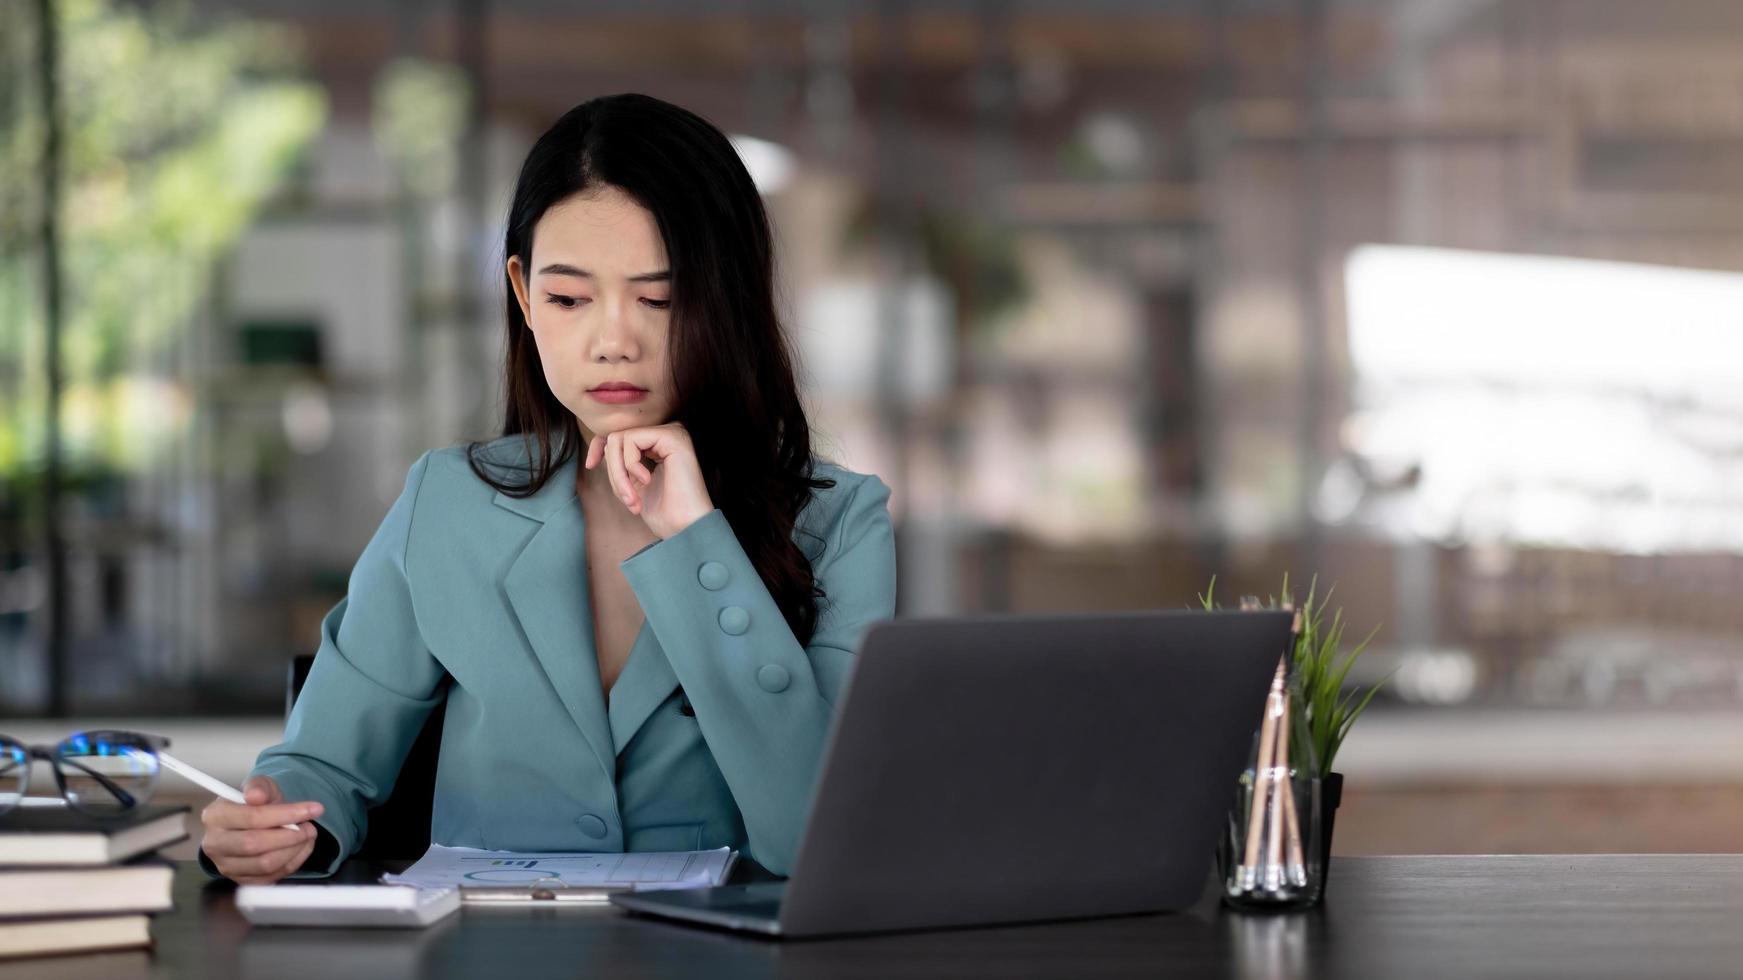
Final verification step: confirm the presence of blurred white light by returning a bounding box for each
[1347,245,1743,405]
[1392,648,1479,705]
[728,134,795,195]
[1313,457,1366,525]
[282,384,334,454]
[1344,245,1743,554]
[797,276,954,407]
[1082,113,1146,174]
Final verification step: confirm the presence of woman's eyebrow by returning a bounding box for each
[536,263,671,283]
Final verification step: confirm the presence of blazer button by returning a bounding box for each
[718,605,750,635]
[697,561,729,591]
[577,814,608,839]
[757,664,791,693]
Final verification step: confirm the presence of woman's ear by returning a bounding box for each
[506,255,533,327]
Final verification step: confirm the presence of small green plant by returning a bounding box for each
[1197,574,1388,776]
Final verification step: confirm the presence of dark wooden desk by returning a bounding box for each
[6,855,1743,979]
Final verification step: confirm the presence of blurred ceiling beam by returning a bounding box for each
[248,9,1385,76]
[996,180,1199,225]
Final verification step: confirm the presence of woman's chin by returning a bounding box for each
[574,408,662,436]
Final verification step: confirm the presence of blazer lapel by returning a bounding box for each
[607,621,680,756]
[496,454,618,787]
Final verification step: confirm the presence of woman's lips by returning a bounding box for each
[588,387,647,404]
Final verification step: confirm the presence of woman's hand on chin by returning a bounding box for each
[585,422,715,540]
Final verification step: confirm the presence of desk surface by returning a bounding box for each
[6,854,1743,980]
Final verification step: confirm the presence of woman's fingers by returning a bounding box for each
[241,775,282,807]
[205,819,313,857]
[202,798,321,831]
[598,432,621,496]
[589,430,638,512]
[227,825,311,858]
[221,838,302,874]
[604,432,638,512]
[208,824,314,882]
[200,793,325,883]
[225,842,307,882]
[621,432,655,485]
[586,427,665,483]
[242,801,319,829]
[271,834,317,879]
[589,427,672,517]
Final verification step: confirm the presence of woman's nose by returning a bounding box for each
[592,300,640,360]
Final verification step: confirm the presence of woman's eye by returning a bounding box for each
[642,298,671,310]
[546,294,586,310]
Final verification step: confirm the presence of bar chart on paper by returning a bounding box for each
[382,844,736,891]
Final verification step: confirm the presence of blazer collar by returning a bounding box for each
[489,439,580,522]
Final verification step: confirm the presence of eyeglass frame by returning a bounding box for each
[0,730,172,817]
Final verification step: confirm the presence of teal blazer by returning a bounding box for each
[240,436,895,877]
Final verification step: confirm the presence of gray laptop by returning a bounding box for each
[610,609,1292,939]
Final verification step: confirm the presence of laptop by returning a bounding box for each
[610,609,1292,939]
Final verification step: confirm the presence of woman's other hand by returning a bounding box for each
[585,421,715,539]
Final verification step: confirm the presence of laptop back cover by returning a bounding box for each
[779,609,1292,937]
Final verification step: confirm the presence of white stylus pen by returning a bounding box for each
[157,752,302,832]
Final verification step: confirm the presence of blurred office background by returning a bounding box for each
[4,0,1742,856]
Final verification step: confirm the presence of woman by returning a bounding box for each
[199,93,897,883]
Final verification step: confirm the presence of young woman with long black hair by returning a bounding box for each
[199,93,897,883]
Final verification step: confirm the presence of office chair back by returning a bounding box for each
[286,655,446,860]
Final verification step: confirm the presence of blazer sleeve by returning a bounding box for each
[618,473,897,876]
[201,452,446,879]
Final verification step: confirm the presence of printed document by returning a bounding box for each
[381,844,736,891]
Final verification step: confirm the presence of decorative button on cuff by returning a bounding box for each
[757,664,791,693]
[718,605,750,635]
[578,814,608,838]
[698,561,729,591]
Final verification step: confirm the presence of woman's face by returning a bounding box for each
[507,185,676,443]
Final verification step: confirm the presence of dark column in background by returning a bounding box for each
[874,0,914,615]
[1141,289,1203,500]
[1295,0,1331,579]
[35,0,68,717]
[457,0,491,436]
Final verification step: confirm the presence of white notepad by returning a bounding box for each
[381,844,737,892]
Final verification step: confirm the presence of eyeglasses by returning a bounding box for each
[0,730,171,817]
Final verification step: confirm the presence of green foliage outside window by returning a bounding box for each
[0,0,326,479]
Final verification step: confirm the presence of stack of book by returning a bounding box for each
[0,802,188,960]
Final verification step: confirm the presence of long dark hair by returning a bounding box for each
[469,93,835,645]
